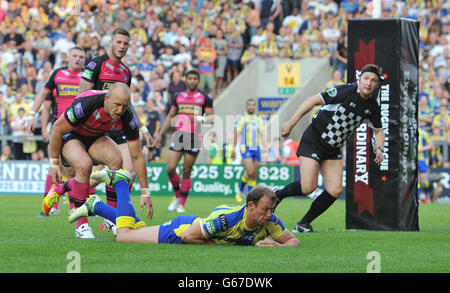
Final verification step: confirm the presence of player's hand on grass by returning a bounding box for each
[140,195,154,221]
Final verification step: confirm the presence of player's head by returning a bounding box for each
[110,28,130,60]
[246,99,257,115]
[68,46,85,71]
[359,64,383,98]
[105,82,131,120]
[185,70,200,91]
[246,186,276,226]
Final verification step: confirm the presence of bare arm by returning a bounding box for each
[41,100,52,142]
[49,116,74,184]
[281,94,324,137]
[373,129,386,164]
[155,106,178,148]
[256,231,300,247]
[78,78,94,94]
[27,87,51,131]
[181,222,217,245]
[127,139,153,220]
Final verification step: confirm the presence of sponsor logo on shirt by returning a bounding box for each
[57,84,79,96]
[66,108,77,124]
[205,219,216,235]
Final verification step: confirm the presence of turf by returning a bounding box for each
[0,194,448,273]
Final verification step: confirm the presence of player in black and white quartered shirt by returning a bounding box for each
[273,64,386,233]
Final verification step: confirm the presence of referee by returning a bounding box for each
[275,64,386,233]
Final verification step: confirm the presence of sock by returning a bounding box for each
[54,180,71,196]
[53,201,59,209]
[299,190,337,225]
[239,175,248,193]
[44,174,53,196]
[169,173,181,198]
[105,184,117,208]
[115,179,136,219]
[275,181,304,201]
[69,179,91,228]
[115,179,137,229]
[179,178,192,207]
[94,201,143,228]
[247,179,257,194]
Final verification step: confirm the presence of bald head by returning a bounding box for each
[108,82,131,100]
[105,83,131,120]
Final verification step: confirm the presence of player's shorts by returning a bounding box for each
[158,215,199,244]
[296,126,342,162]
[240,145,261,162]
[418,160,429,173]
[107,130,127,145]
[169,130,202,155]
[60,132,102,167]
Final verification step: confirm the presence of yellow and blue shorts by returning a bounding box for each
[158,215,198,244]
[240,145,261,162]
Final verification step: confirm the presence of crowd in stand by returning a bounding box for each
[0,0,448,167]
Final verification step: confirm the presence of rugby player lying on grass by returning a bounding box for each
[69,169,300,246]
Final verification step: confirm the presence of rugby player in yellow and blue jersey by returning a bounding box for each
[418,126,434,203]
[232,99,269,203]
[69,169,300,246]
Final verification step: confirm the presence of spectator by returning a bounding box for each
[341,0,359,15]
[157,45,176,71]
[197,37,217,95]
[143,99,161,162]
[9,107,28,160]
[226,25,244,84]
[250,26,267,47]
[227,9,246,35]
[334,33,348,78]
[173,44,192,67]
[258,31,279,57]
[282,6,304,34]
[246,1,261,39]
[241,44,258,68]
[2,25,25,52]
[292,34,311,58]
[260,0,282,31]
[321,13,341,57]
[432,103,450,143]
[212,29,228,93]
[1,144,13,161]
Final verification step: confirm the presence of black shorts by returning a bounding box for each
[107,130,127,145]
[296,127,342,163]
[60,132,102,167]
[169,130,202,155]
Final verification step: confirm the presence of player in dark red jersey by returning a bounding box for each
[78,28,153,226]
[44,83,153,238]
[154,70,214,213]
[28,46,86,216]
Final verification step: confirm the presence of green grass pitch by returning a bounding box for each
[0,194,448,273]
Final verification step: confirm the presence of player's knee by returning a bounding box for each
[300,182,317,195]
[182,168,192,179]
[327,186,343,198]
[108,156,123,171]
[166,167,177,177]
[72,159,92,175]
[116,228,132,243]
